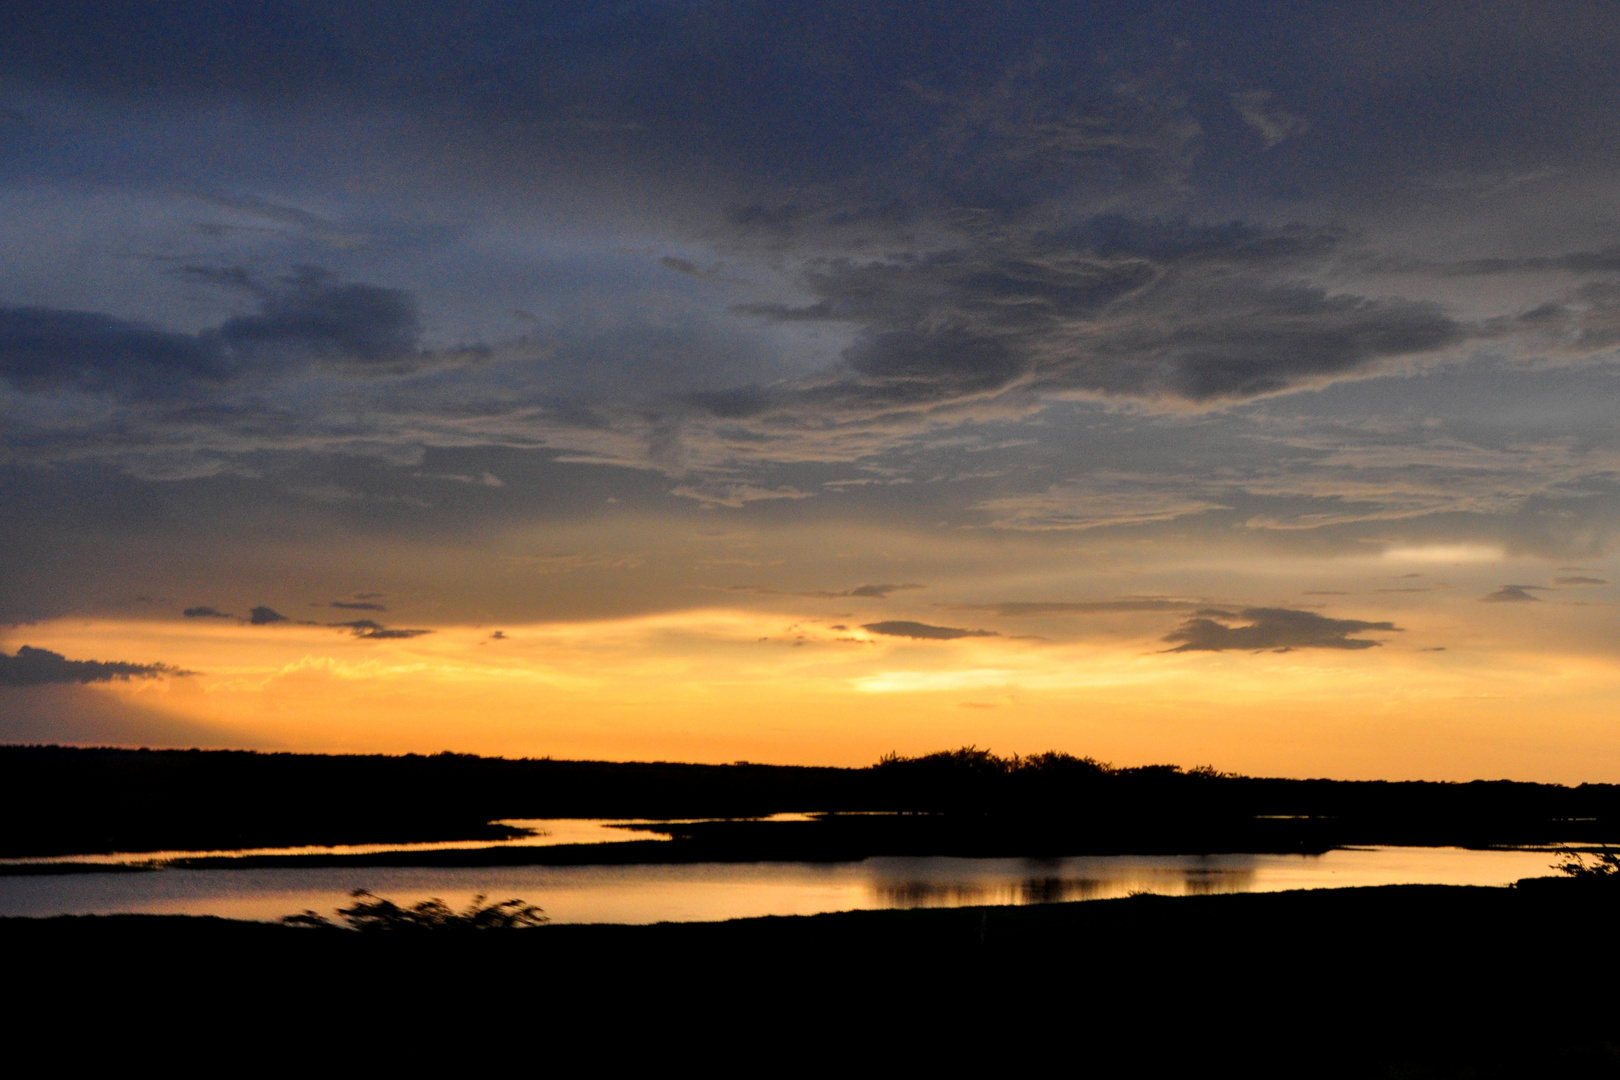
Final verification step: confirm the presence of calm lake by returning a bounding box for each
[0,829,1567,924]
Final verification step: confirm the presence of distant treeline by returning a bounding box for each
[3,744,1618,858]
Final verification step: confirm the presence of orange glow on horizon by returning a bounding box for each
[8,609,1620,784]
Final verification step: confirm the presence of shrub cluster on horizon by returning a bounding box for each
[873,745,1236,779]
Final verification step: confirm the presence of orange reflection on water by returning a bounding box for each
[0,846,1568,925]
[0,815,821,867]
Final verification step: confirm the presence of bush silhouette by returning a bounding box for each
[284,889,548,930]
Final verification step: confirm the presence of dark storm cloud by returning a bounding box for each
[1,0,1616,495]
[862,620,997,641]
[0,307,228,393]
[1073,282,1459,402]
[650,21,1465,424]
[0,645,189,686]
[1481,585,1545,603]
[0,269,424,396]
[678,108,1445,440]
[718,220,1462,416]
[10,2,1619,167]
[1162,608,1400,652]
[214,268,424,373]
[330,601,387,611]
[182,606,233,619]
[0,2,1477,472]
[248,605,289,625]
[6,2,1619,238]
[0,3,1223,195]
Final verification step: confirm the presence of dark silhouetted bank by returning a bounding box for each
[5,884,1618,1074]
[5,744,1619,862]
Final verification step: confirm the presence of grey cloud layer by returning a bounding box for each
[4,0,1620,575]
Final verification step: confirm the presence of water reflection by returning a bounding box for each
[864,856,1260,907]
[0,846,1562,924]
[0,814,816,867]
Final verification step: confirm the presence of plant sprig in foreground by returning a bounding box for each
[1552,845,1620,882]
[284,889,549,931]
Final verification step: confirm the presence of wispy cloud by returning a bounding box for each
[975,480,1228,531]
[862,620,999,641]
[950,598,1197,616]
[1231,90,1308,149]
[732,583,925,600]
[329,619,432,640]
[668,483,813,509]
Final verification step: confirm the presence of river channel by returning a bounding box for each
[0,834,1565,924]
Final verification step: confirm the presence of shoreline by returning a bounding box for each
[3,835,1585,876]
[9,882,1618,1072]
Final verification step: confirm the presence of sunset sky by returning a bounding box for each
[4,3,1620,780]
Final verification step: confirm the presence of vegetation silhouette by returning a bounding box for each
[1554,844,1620,882]
[7,742,1620,860]
[9,885,1620,1074]
[283,889,548,931]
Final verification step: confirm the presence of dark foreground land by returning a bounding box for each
[7,883,1617,1075]
[6,744,1620,860]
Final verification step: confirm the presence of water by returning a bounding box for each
[0,816,811,867]
[0,843,1566,924]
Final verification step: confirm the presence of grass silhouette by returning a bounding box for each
[284,889,548,931]
[1554,844,1620,882]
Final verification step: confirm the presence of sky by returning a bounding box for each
[4,2,1620,780]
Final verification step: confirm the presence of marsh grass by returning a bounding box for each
[1553,845,1620,882]
[284,889,548,930]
